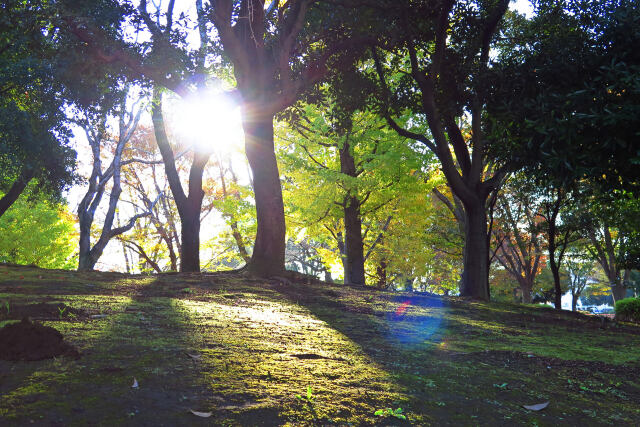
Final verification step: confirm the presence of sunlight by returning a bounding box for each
[171,90,244,154]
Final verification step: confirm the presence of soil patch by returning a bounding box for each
[454,350,640,376]
[0,318,79,361]
[0,302,86,321]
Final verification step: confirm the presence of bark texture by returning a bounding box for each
[339,138,365,286]
[0,166,34,219]
[372,0,510,299]
[242,117,286,275]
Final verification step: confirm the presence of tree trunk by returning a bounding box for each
[547,218,563,310]
[152,89,209,273]
[571,293,578,312]
[550,258,562,310]
[520,281,533,304]
[460,202,490,299]
[180,205,201,272]
[323,268,333,283]
[77,248,96,271]
[611,277,627,303]
[230,221,251,263]
[343,198,366,286]
[0,166,34,218]
[242,115,285,276]
[340,138,365,286]
[376,259,387,289]
[218,160,251,263]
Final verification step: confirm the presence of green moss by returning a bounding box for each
[1,266,639,425]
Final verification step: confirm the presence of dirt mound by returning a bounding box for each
[0,318,80,361]
[0,302,86,321]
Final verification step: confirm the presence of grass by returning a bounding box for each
[0,263,639,425]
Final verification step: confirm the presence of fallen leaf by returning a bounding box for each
[187,353,202,361]
[189,409,212,418]
[523,401,549,411]
[132,378,139,388]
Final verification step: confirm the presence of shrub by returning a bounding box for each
[615,297,640,322]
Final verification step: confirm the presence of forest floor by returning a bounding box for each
[0,264,639,426]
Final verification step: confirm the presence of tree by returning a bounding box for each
[487,0,640,193]
[151,88,212,272]
[119,125,182,272]
[210,154,253,265]
[565,252,595,312]
[75,90,160,271]
[491,183,546,304]
[535,186,581,310]
[285,238,332,281]
[586,218,630,304]
[0,188,76,269]
[67,0,359,275]
[0,0,76,218]
[117,124,236,273]
[370,0,510,299]
[278,103,428,286]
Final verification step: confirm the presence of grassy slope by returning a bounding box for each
[0,264,639,426]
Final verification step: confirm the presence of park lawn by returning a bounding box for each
[0,264,639,426]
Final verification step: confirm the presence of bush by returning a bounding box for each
[615,297,640,322]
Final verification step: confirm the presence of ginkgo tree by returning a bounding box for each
[0,188,76,269]
[278,99,440,286]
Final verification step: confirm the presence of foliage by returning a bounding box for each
[491,178,547,303]
[0,189,76,269]
[295,386,314,403]
[565,252,597,308]
[614,298,640,322]
[277,100,447,289]
[488,0,640,193]
[374,407,406,420]
[0,0,77,201]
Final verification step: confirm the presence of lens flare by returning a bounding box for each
[386,295,446,346]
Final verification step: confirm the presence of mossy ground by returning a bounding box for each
[0,264,639,426]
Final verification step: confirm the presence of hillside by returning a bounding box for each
[0,264,639,426]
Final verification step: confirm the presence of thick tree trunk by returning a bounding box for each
[571,294,578,312]
[0,167,34,218]
[343,198,366,286]
[460,203,490,300]
[77,249,97,271]
[520,281,533,304]
[242,115,286,276]
[180,206,201,272]
[376,259,387,289]
[340,138,365,286]
[323,268,333,283]
[611,279,627,304]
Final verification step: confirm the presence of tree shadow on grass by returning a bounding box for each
[269,278,640,425]
[0,273,226,426]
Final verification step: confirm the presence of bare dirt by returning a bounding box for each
[0,318,79,361]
